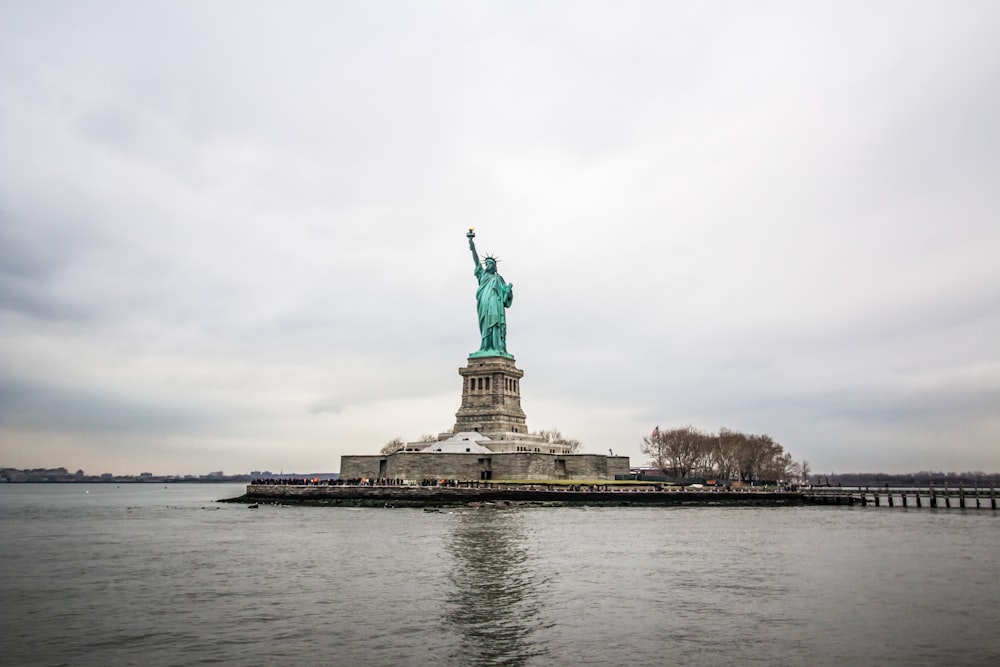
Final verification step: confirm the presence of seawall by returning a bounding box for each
[223,484,805,507]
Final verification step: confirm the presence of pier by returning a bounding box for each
[801,485,998,510]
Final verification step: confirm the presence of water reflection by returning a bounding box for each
[444,509,549,666]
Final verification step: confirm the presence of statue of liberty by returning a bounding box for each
[467,229,514,359]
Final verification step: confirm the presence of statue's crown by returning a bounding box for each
[483,254,499,264]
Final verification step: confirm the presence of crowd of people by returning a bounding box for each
[250,477,479,487]
[248,477,789,492]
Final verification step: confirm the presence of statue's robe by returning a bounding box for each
[474,265,513,353]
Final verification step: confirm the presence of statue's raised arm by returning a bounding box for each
[465,229,514,359]
[467,228,481,268]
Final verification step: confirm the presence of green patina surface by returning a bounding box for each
[467,229,514,359]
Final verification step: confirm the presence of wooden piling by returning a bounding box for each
[991,487,996,510]
[930,488,937,508]
[959,486,966,509]
[901,492,907,508]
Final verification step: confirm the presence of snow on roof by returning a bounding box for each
[420,431,492,453]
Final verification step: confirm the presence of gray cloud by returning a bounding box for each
[1,1,998,474]
[0,377,218,435]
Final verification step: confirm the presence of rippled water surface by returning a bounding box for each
[1,483,998,666]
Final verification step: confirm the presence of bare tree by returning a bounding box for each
[711,427,745,480]
[641,425,710,477]
[768,451,795,481]
[534,428,582,453]
[641,430,670,474]
[735,433,776,481]
[379,437,405,455]
[646,425,796,481]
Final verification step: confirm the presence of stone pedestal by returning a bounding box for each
[453,356,527,434]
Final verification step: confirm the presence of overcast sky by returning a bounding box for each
[2,1,998,476]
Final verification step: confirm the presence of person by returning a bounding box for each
[467,230,513,357]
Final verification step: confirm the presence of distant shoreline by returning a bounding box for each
[0,479,250,484]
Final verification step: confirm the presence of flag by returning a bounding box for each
[651,425,660,439]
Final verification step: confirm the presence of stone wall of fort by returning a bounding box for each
[339,452,629,481]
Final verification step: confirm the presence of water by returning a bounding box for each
[1,484,998,666]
